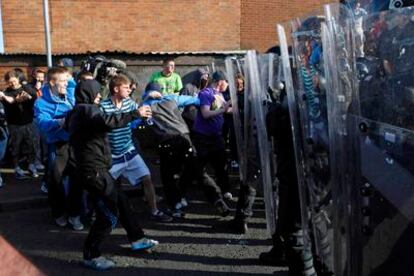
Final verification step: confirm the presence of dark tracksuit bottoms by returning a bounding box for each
[82,169,145,260]
[8,123,36,166]
[192,132,230,196]
[47,142,82,219]
[159,134,224,207]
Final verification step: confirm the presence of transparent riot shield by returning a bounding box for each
[326,6,414,276]
[277,22,311,252]
[225,56,247,184]
[280,8,336,274]
[322,3,358,275]
[341,0,414,14]
[225,54,263,227]
[244,51,280,235]
[240,55,263,196]
[268,54,285,102]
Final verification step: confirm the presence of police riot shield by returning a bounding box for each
[341,0,414,59]
[242,55,263,204]
[267,52,285,102]
[322,3,358,275]
[225,55,262,207]
[326,6,414,276]
[341,0,414,13]
[225,56,247,183]
[280,8,338,274]
[244,51,280,235]
[277,23,312,254]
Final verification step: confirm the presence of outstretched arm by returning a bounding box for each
[176,95,200,108]
[91,105,151,131]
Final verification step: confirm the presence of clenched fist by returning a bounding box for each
[138,105,152,119]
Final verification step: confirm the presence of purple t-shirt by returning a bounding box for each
[193,87,225,136]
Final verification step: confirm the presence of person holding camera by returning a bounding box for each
[0,70,38,179]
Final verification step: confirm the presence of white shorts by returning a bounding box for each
[109,151,150,186]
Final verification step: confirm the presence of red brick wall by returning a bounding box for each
[2,0,340,55]
[241,0,335,52]
[2,0,241,54]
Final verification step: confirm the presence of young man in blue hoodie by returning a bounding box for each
[34,67,83,231]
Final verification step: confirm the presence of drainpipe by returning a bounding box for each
[42,0,52,67]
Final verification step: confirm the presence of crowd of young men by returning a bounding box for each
[0,57,250,271]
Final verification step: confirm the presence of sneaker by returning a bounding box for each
[214,199,231,217]
[231,160,239,169]
[84,256,115,271]
[150,210,173,222]
[15,166,27,179]
[174,202,184,210]
[180,198,188,208]
[167,208,186,218]
[28,164,39,178]
[68,216,84,231]
[131,237,159,251]
[35,163,45,171]
[223,192,233,201]
[55,215,68,227]
[40,182,48,194]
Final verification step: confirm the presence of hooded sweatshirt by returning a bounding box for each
[67,79,141,173]
[34,83,75,143]
[133,83,199,143]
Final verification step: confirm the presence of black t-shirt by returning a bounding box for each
[2,84,37,125]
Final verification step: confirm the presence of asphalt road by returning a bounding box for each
[0,187,288,276]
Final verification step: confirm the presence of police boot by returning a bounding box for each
[286,229,316,276]
[259,235,287,266]
[314,258,334,276]
[228,217,248,234]
[229,184,256,234]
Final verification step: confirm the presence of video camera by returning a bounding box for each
[80,55,127,85]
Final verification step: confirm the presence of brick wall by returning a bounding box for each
[240,0,335,52]
[1,0,341,55]
[2,0,241,54]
